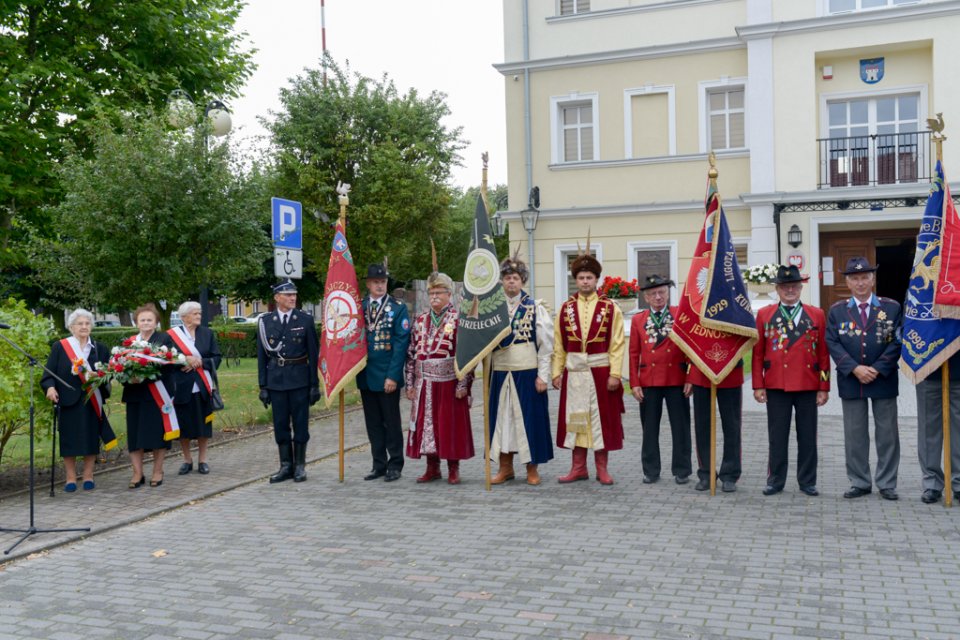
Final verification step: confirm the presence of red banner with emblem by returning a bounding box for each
[933,173,960,316]
[319,219,368,406]
[669,170,757,384]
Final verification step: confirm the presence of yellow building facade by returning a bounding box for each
[497,0,960,312]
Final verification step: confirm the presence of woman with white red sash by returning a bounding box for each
[168,301,222,476]
[122,303,177,488]
[41,308,117,492]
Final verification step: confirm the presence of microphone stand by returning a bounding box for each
[0,331,90,555]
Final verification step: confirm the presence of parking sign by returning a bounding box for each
[271,197,302,250]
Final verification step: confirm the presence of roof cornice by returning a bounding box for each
[494,36,744,75]
[736,0,960,40]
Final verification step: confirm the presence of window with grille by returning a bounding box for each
[560,0,590,15]
[707,87,745,151]
[828,0,918,13]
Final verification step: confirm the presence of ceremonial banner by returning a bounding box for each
[454,197,512,378]
[900,160,960,382]
[669,172,757,384]
[935,163,960,316]
[319,218,368,405]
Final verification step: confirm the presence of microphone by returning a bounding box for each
[0,323,10,329]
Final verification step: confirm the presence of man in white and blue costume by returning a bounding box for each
[488,255,554,485]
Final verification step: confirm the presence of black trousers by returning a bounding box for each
[765,389,818,489]
[271,388,310,445]
[692,385,742,483]
[360,389,404,473]
[639,385,691,478]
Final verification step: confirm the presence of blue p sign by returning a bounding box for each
[271,197,302,250]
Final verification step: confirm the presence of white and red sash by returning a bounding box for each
[60,337,104,419]
[60,337,118,451]
[167,327,214,396]
[131,334,180,441]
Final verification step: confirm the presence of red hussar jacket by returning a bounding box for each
[752,303,830,392]
[629,306,688,389]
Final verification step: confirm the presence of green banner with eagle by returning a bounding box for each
[454,197,512,378]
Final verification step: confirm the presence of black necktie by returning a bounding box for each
[282,313,288,328]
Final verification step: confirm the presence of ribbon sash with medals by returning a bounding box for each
[59,337,118,450]
[167,327,215,396]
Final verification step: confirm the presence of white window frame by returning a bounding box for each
[626,240,679,306]
[558,0,590,16]
[732,236,752,270]
[623,85,676,159]
[234,302,243,316]
[698,77,748,153]
[550,92,600,164]
[819,84,928,138]
[554,242,604,311]
[818,0,921,15]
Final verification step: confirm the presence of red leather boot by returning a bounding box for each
[416,455,441,483]
[595,449,614,485]
[557,447,589,483]
[447,460,460,485]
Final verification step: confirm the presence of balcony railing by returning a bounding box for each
[818,130,932,189]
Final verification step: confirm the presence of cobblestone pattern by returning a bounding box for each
[1,391,958,640]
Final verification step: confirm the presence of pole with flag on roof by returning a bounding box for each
[668,153,758,495]
[901,114,960,507]
[319,181,368,482]
[454,153,512,491]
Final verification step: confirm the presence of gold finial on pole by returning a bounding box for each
[927,113,946,163]
[480,152,491,214]
[336,180,351,224]
[708,150,719,184]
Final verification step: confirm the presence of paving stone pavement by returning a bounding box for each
[1,390,959,640]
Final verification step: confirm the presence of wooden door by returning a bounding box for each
[819,227,919,310]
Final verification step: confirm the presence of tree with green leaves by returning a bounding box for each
[259,57,466,293]
[34,112,271,328]
[0,0,255,304]
[438,184,511,280]
[0,298,53,464]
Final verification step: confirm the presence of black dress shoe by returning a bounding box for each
[178,462,193,475]
[694,478,709,491]
[843,486,871,499]
[384,469,401,482]
[879,488,899,501]
[364,470,386,481]
[799,485,819,497]
[762,485,783,496]
[197,462,210,475]
[675,475,690,485]
[921,489,942,504]
[642,475,660,484]
[721,480,737,493]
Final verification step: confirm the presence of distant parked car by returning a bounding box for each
[229,316,250,323]
[94,320,121,327]
[169,311,183,328]
[246,312,268,322]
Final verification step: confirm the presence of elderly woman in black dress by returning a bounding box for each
[168,301,222,475]
[123,303,177,488]
[42,308,117,492]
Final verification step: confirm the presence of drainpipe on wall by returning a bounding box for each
[523,0,536,296]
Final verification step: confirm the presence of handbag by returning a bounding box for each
[209,368,225,411]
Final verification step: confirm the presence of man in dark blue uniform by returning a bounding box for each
[826,256,902,500]
[356,264,411,482]
[257,280,320,483]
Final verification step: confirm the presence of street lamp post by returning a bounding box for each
[167,90,232,327]
[520,187,540,296]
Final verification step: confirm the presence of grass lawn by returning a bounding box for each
[1,358,360,469]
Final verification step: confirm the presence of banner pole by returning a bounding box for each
[339,389,345,483]
[484,354,492,492]
[943,363,953,507]
[710,383,717,496]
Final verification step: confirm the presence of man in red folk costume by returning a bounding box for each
[552,248,626,485]
[405,269,475,484]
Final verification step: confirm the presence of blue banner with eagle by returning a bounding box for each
[900,160,960,383]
